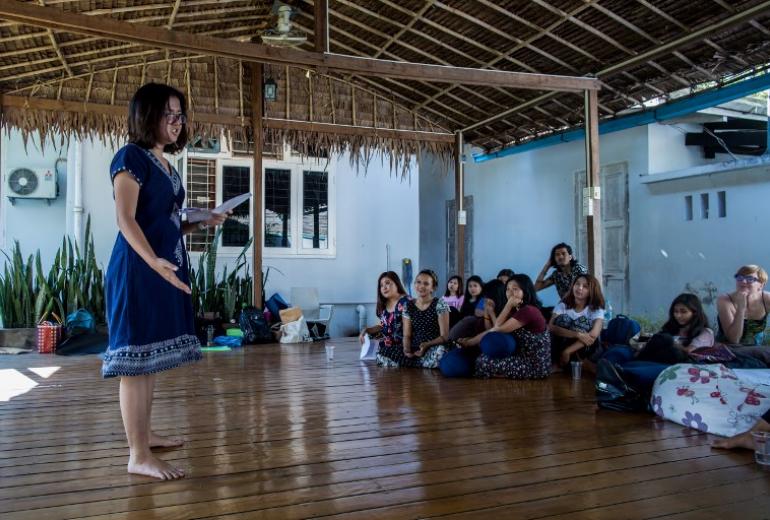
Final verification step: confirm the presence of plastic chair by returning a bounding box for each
[290,287,333,339]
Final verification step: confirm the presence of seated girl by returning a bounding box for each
[402,269,451,369]
[715,264,770,365]
[358,271,412,367]
[636,293,715,364]
[448,275,484,340]
[549,274,605,370]
[442,275,464,327]
[441,275,550,379]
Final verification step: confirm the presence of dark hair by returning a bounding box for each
[375,271,407,317]
[482,279,508,315]
[128,83,188,153]
[507,274,542,309]
[661,293,709,347]
[416,269,438,290]
[550,242,578,268]
[444,275,464,297]
[459,275,484,316]
[497,268,515,280]
[562,274,605,311]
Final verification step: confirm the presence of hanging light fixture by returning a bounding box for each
[264,77,277,101]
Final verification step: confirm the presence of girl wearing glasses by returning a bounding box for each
[716,265,770,359]
[103,83,229,480]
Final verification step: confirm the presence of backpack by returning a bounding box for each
[595,358,650,413]
[239,306,273,344]
[601,314,641,346]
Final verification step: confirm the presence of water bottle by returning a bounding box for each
[604,301,613,328]
[206,324,215,346]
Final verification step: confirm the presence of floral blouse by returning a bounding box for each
[380,296,410,347]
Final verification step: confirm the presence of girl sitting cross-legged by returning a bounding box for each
[402,269,452,369]
[359,271,412,367]
[441,274,551,379]
[549,273,605,371]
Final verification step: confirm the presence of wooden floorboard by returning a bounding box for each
[0,338,768,519]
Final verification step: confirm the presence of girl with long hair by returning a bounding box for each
[549,274,605,369]
[359,271,411,367]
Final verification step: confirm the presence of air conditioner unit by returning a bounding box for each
[5,167,58,204]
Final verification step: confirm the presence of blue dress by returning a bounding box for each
[102,143,202,378]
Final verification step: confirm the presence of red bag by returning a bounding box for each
[37,321,62,354]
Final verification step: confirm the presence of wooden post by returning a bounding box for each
[250,63,264,308]
[584,89,602,282]
[455,131,465,280]
[314,0,328,53]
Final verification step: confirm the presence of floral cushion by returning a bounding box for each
[651,363,770,437]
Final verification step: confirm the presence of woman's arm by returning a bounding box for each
[494,299,516,328]
[418,311,450,353]
[359,324,383,344]
[547,313,580,339]
[534,259,554,291]
[402,316,413,356]
[113,173,190,294]
[717,294,744,344]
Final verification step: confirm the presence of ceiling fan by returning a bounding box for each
[260,2,307,48]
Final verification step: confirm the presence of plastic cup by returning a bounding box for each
[325,345,335,361]
[752,431,770,466]
[571,361,582,380]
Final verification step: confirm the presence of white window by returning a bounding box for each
[182,141,335,257]
[263,154,336,258]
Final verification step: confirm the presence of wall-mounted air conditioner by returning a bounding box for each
[5,168,58,204]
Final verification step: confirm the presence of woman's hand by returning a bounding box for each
[204,209,233,228]
[359,329,367,344]
[576,331,595,346]
[415,342,431,357]
[507,294,523,308]
[152,257,191,294]
[560,349,571,366]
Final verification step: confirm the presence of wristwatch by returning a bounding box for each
[198,222,208,230]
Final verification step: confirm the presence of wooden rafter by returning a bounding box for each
[0,0,598,92]
[166,0,182,30]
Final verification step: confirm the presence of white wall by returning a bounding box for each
[420,120,770,324]
[1,130,421,337]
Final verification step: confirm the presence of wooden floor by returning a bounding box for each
[1,338,769,520]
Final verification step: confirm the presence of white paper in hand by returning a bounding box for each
[182,192,252,223]
[360,334,377,361]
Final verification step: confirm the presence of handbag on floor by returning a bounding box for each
[280,316,311,343]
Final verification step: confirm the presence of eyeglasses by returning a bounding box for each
[735,274,761,284]
[164,112,187,125]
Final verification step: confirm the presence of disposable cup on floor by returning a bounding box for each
[752,431,770,466]
[571,361,582,380]
[325,345,335,361]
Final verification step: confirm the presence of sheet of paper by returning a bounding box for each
[181,192,252,223]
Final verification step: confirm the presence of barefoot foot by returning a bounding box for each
[127,454,185,480]
[712,431,755,451]
[149,432,184,449]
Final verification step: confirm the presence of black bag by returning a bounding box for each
[595,358,650,413]
[240,306,273,344]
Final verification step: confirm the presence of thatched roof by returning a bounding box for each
[1,0,770,158]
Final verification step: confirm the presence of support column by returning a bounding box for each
[250,63,264,307]
[584,89,602,281]
[314,0,328,53]
[455,131,465,279]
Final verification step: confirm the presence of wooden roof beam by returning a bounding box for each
[0,0,598,92]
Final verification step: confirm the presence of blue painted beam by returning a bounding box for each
[473,73,770,163]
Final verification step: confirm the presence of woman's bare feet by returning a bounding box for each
[149,431,184,449]
[128,453,185,480]
[712,431,756,451]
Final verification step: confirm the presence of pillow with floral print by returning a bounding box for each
[651,363,770,437]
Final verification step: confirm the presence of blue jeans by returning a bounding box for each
[439,346,480,378]
[601,345,636,365]
[480,332,517,359]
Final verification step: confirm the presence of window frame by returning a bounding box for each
[183,140,336,259]
[263,153,336,259]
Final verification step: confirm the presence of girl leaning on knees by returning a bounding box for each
[359,271,411,367]
[103,83,230,480]
[548,274,605,371]
[715,264,770,365]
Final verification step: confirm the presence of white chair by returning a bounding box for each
[290,287,333,340]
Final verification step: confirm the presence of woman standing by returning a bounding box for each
[104,83,228,480]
